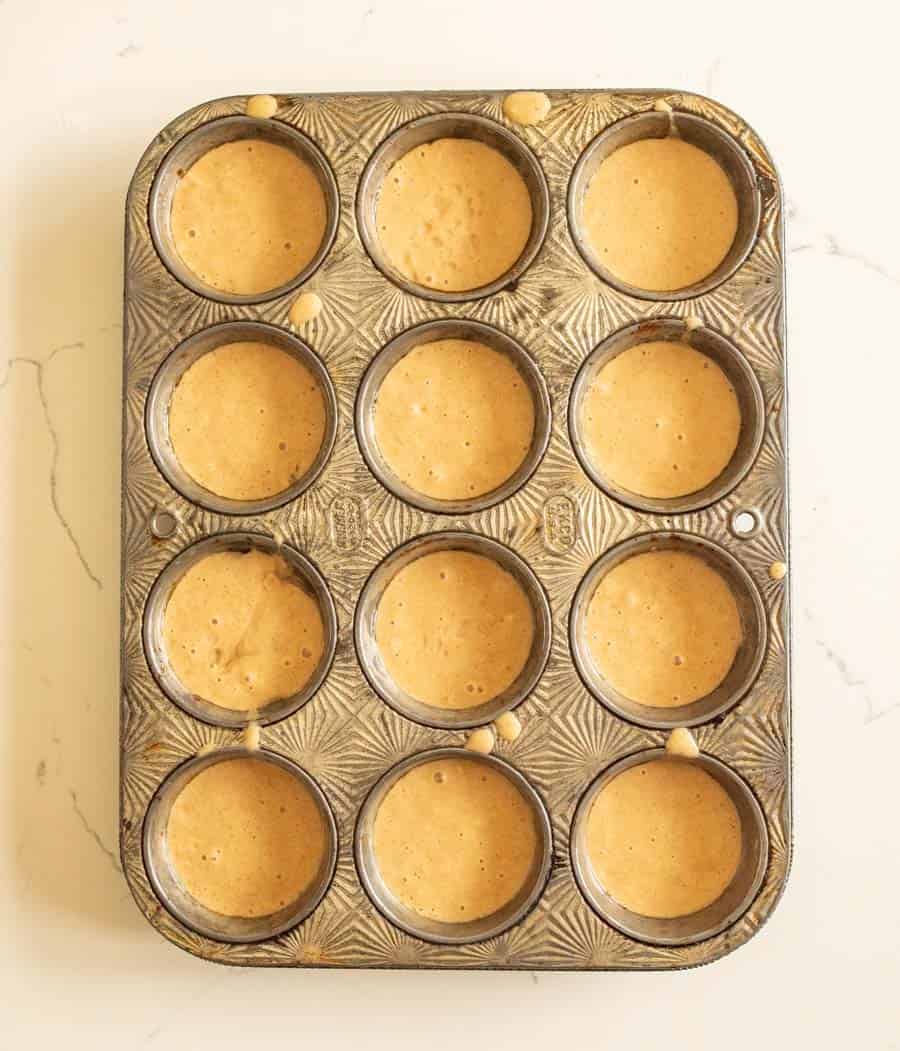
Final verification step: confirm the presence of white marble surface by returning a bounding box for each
[2,0,897,1046]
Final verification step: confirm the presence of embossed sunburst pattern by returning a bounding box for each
[121,90,790,970]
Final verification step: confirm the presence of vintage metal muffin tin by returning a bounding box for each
[121,89,790,970]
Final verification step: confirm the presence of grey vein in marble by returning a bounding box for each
[1,343,103,590]
[789,236,900,287]
[350,3,375,43]
[786,200,900,286]
[804,607,899,724]
[70,790,120,874]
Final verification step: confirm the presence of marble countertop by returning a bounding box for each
[2,0,896,1046]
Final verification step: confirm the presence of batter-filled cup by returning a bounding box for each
[568,111,760,300]
[357,113,549,302]
[570,749,767,946]
[356,319,551,514]
[568,318,764,514]
[149,114,339,303]
[143,748,337,943]
[570,532,766,729]
[355,532,551,729]
[355,748,552,944]
[145,320,337,516]
[143,533,337,728]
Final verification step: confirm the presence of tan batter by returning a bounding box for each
[169,341,326,501]
[586,550,742,707]
[586,759,741,918]
[172,139,327,295]
[375,550,534,710]
[163,550,325,711]
[374,339,535,501]
[465,727,495,755]
[246,94,278,119]
[581,340,741,499]
[289,292,323,327]
[503,91,551,126]
[582,137,738,291]
[373,757,538,922]
[376,138,533,292]
[167,757,327,917]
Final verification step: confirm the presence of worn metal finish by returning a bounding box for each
[122,89,790,970]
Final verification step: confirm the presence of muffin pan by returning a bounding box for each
[121,89,790,969]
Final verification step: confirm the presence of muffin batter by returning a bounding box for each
[167,757,327,917]
[374,338,535,500]
[171,139,327,295]
[246,94,278,119]
[375,550,534,709]
[373,757,538,922]
[503,91,551,126]
[289,292,323,327]
[581,340,741,499]
[586,550,742,707]
[586,758,741,918]
[582,137,738,291]
[376,138,532,292]
[465,727,495,755]
[163,549,325,711]
[169,341,326,501]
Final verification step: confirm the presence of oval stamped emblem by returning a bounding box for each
[542,495,577,553]
[330,494,366,552]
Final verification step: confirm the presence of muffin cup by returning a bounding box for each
[567,110,761,300]
[145,320,338,516]
[355,318,551,514]
[568,317,765,514]
[354,531,552,730]
[570,748,768,946]
[355,747,552,945]
[356,112,550,302]
[143,531,338,729]
[148,114,339,304]
[143,746,338,944]
[569,531,767,729]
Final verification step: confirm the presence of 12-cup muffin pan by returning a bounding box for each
[121,89,790,970]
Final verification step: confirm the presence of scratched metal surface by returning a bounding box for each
[120,89,790,969]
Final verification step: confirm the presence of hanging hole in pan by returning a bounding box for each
[731,510,760,538]
[150,509,178,540]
